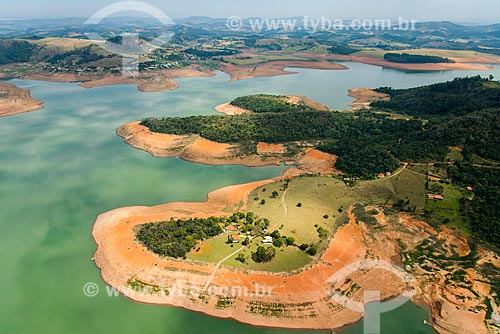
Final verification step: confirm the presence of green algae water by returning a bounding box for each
[2,62,499,334]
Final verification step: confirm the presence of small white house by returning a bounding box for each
[261,236,273,244]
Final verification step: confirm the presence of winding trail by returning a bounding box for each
[274,187,290,228]
[203,245,245,291]
[387,162,408,178]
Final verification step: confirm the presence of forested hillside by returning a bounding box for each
[372,76,500,117]
[0,40,38,65]
[448,163,500,248]
[230,94,318,113]
[141,77,500,177]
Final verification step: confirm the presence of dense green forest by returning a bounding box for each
[447,162,500,248]
[230,94,319,113]
[372,76,500,118]
[383,53,455,64]
[252,246,277,263]
[141,111,444,178]
[48,45,106,66]
[141,77,500,177]
[136,212,270,258]
[0,40,37,65]
[184,48,239,59]
[136,217,225,258]
[371,76,500,161]
[327,44,359,55]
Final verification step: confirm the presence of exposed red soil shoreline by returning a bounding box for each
[347,88,390,111]
[106,121,498,333]
[117,122,339,175]
[0,82,43,117]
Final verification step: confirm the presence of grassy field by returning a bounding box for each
[248,176,356,253]
[425,181,468,234]
[187,171,427,272]
[249,171,426,251]
[223,236,312,272]
[187,234,241,262]
[470,153,500,167]
[358,169,427,213]
[407,164,428,175]
[31,37,95,51]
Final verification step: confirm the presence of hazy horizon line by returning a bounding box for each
[0,15,499,26]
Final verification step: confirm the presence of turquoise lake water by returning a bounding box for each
[2,62,499,334]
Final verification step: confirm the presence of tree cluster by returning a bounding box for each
[230,94,319,113]
[141,77,500,178]
[447,163,500,248]
[252,246,277,263]
[0,40,37,65]
[136,217,225,258]
[384,53,454,64]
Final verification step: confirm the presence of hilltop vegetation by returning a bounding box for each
[141,77,500,178]
[230,94,319,113]
[326,44,359,55]
[384,52,454,64]
[141,111,438,177]
[448,162,500,248]
[372,76,500,161]
[0,40,38,65]
[48,45,107,66]
[372,76,500,118]
[136,217,225,259]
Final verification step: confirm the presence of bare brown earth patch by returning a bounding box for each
[347,88,390,111]
[448,57,500,64]
[117,122,340,173]
[214,103,251,115]
[286,95,330,111]
[0,82,43,117]
[256,142,286,155]
[79,66,214,91]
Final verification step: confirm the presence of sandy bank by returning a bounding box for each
[340,55,491,71]
[347,88,390,111]
[93,193,411,330]
[449,57,500,65]
[219,60,348,82]
[0,82,43,117]
[117,121,338,174]
[295,53,492,71]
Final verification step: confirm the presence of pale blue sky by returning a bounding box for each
[1,0,499,24]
